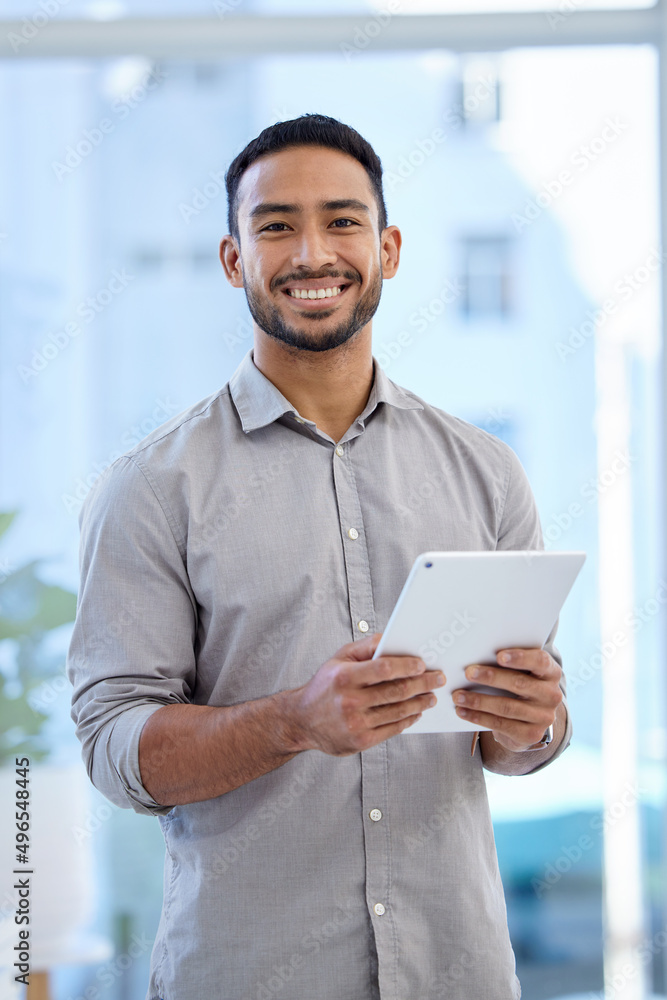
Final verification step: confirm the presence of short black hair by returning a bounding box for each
[224,113,388,242]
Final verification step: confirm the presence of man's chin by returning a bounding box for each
[284,307,338,321]
[261,323,363,354]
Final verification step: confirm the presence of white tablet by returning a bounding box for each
[372,550,586,735]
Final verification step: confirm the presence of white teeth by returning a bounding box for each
[288,285,344,299]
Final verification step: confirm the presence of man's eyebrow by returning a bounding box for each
[320,199,371,214]
[248,198,371,221]
[249,202,301,220]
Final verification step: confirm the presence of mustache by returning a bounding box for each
[272,269,361,290]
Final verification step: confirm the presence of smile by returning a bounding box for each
[285,285,347,300]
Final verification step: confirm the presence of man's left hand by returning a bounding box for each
[452,648,563,752]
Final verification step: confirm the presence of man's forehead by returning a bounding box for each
[236,146,376,220]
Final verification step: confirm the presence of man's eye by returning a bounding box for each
[260,219,357,232]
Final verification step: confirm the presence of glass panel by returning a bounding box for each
[1,39,661,1000]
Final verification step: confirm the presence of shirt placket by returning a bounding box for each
[331,436,398,999]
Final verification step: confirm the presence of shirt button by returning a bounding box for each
[294,416,305,424]
[374,903,386,916]
[358,620,369,633]
[335,445,344,457]
[369,808,382,822]
[347,527,359,540]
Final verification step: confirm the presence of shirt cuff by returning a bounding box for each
[87,702,176,816]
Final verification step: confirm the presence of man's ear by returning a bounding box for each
[219,235,244,287]
[380,225,401,280]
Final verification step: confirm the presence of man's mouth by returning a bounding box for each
[279,278,353,304]
[285,284,347,300]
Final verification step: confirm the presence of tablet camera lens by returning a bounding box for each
[425,562,433,568]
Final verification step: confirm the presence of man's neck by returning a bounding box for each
[252,330,375,444]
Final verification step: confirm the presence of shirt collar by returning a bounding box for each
[229,347,424,434]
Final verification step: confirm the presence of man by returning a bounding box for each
[68,113,570,1000]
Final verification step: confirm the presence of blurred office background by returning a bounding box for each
[0,0,665,997]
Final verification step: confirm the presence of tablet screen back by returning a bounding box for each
[372,550,586,734]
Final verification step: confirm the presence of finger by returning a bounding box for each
[368,692,434,729]
[462,663,561,702]
[343,654,429,689]
[362,711,424,746]
[363,671,445,709]
[453,693,554,730]
[495,648,560,679]
[454,705,552,750]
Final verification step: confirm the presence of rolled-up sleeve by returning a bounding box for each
[495,444,573,771]
[67,455,197,815]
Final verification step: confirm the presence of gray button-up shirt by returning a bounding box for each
[68,347,571,1000]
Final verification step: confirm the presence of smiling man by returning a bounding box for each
[68,114,570,1000]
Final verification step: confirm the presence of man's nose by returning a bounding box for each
[290,226,338,270]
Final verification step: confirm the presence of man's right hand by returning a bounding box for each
[139,633,446,806]
[286,632,446,756]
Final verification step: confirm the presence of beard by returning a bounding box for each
[242,264,383,354]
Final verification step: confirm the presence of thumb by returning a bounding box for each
[345,632,383,661]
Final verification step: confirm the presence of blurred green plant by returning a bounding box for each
[0,511,77,764]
